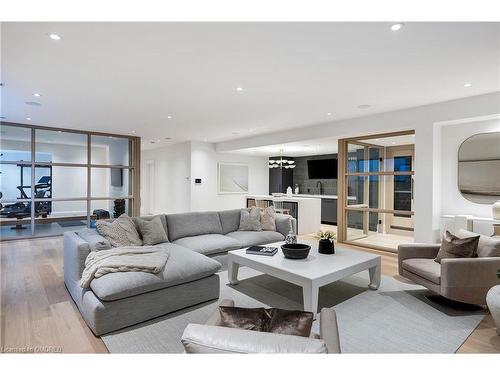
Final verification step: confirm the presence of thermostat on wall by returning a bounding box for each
[195,178,202,184]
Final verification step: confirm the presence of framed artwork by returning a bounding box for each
[217,162,249,194]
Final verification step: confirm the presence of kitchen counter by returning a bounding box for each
[246,195,321,235]
[292,194,357,201]
[246,194,321,202]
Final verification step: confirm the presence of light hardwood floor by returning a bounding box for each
[1,236,499,353]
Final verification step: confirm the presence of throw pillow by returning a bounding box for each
[218,306,268,331]
[457,229,500,257]
[135,216,168,246]
[266,308,313,337]
[260,206,276,231]
[239,207,262,231]
[434,230,480,264]
[218,306,314,338]
[96,214,143,247]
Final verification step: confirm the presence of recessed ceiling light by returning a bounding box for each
[131,130,136,134]
[327,112,332,116]
[236,87,243,92]
[167,115,173,119]
[391,23,404,31]
[57,130,62,133]
[357,104,371,109]
[33,93,41,97]
[49,33,61,41]
[391,142,397,145]
[464,83,472,87]
[374,138,380,141]
[26,117,31,121]
[25,101,41,106]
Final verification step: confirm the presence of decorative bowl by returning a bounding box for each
[281,243,311,259]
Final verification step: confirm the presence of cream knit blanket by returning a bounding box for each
[80,245,170,288]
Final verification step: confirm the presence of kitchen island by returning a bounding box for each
[246,194,321,235]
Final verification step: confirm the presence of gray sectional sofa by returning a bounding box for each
[64,209,296,335]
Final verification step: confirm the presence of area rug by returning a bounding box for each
[101,267,486,353]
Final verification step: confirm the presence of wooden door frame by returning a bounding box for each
[337,130,415,252]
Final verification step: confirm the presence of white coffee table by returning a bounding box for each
[227,240,381,316]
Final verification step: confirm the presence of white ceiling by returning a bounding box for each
[1,22,499,150]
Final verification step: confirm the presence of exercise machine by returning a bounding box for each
[0,164,52,229]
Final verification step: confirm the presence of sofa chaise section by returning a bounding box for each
[64,232,221,335]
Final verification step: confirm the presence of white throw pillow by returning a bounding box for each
[260,206,276,231]
[96,214,143,247]
[239,208,262,231]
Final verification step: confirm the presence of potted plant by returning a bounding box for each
[315,230,336,254]
[486,270,500,335]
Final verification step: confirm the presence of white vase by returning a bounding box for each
[486,285,500,335]
[493,200,500,220]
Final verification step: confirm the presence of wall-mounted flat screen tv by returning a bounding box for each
[307,158,338,179]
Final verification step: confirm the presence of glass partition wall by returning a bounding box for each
[337,131,415,252]
[0,122,140,240]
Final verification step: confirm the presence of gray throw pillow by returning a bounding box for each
[457,229,500,257]
[135,216,168,246]
[96,214,143,247]
[260,206,276,231]
[434,230,479,264]
[77,228,112,251]
[239,208,262,231]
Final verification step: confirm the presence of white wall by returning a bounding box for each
[216,92,500,242]
[190,141,269,211]
[440,117,500,218]
[141,142,191,215]
[140,141,269,214]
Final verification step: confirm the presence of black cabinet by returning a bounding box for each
[269,168,293,194]
[321,198,337,225]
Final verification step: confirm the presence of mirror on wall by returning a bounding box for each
[458,131,500,204]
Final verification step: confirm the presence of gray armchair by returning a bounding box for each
[398,240,500,305]
[181,299,341,353]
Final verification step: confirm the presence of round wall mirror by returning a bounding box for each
[458,131,500,204]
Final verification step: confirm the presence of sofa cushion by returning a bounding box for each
[77,228,111,251]
[226,230,284,247]
[174,234,241,255]
[219,209,242,234]
[456,229,500,258]
[166,211,223,241]
[89,243,221,301]
[402,258,441,284]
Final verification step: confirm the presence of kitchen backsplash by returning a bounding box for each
[292,154,338,195]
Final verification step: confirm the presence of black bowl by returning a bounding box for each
[281,243,311,259]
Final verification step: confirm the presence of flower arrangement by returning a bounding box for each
[315,230,336,243]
